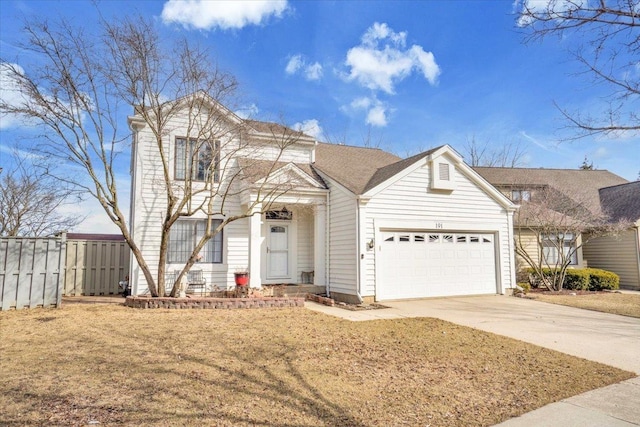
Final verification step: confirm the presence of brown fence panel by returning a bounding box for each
[0,235,65,310]
[64,239,130,296]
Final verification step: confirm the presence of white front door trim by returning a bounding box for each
[262,219,297,283]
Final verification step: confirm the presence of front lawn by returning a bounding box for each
[0,305,633,426]
[529,292,640,318]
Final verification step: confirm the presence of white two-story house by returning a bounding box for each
[127,93,517,302]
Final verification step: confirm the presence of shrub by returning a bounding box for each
[563,269,590,290]
[525,267,619,291]
[586,268,619,291]
[526,268,559,289]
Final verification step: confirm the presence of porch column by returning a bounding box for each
[313,203,327,286]
[249,204,262,288]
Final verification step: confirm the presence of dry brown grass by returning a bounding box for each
[0,304,633,426]
[530,292,640,318]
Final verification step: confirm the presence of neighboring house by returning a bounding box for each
[583,182,640,290]
[475,167,639,290]
[127,96,517,302]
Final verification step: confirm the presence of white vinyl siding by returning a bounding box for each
[583,229,640,290]
[321,175,358,295]
[129,106,318,294]
[363,160,512,298]
[296,209,314,282]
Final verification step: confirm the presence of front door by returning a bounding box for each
[267,224,289,279]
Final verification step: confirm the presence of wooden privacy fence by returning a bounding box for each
[0,235,66,310]
[0,233,131,310]
[64,234,131,296]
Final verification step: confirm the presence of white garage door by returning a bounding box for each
[377,231,497,300]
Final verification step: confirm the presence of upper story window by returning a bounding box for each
[511,189,531,202]
[175,137,220,182]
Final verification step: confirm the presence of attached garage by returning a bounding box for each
[314,144,517,304]
[376,230,497,300]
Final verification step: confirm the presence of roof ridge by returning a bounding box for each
[473,166,616,173]
[599,180,638,191]
[315,141,391,152]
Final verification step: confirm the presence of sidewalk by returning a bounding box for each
[494,377,640,426]
[305,297,640,426]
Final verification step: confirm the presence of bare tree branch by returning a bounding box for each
[462,136,527,167]
[0,148,84,237]
[518,0,640,139]
[0,14,309,297]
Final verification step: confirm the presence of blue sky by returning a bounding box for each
[1,0,638,233]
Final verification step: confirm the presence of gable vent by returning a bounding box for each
[431,158,456,191]
[439,163,450,181]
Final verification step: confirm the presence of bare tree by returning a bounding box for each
[462,136,527,167]
[360,124,384,148]
[518,0,639,139]
[0,16,306,297]
[514,185,629,291]
[0,150,82,237]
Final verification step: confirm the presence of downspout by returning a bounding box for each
[635,224,640,289]
[354,197,364,304]
[325,192,330,298]
[128,122,140,296]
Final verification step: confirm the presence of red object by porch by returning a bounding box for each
[234,272,249,286]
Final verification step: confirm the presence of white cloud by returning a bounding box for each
[285,55,323,81]
[344,22,440,94]
[235,103,259,119]
[349,97,372,110]
[593,146,608,158]
[0,62,30,129]
[285,55,303,75]
[305,62,323,81]
[366,104,388,127]
[292,119,324,140]
[161,0,288,30]
[344,96,389,127]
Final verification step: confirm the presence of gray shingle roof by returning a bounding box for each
[473,167,628,216]
[313,143,402,194]
[244,119,309,139]
[237,158,326,188]
[599,181,640,222]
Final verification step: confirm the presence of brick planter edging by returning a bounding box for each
[305,293,335,306]
[125,296,305,309]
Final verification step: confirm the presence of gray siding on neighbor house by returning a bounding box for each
[583,229,640,290]
[0,236,65,310]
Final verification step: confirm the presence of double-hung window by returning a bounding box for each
[542,233,577,266]
[511,190,531,202]
[168,219,223,264]
[175,137,220,182]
